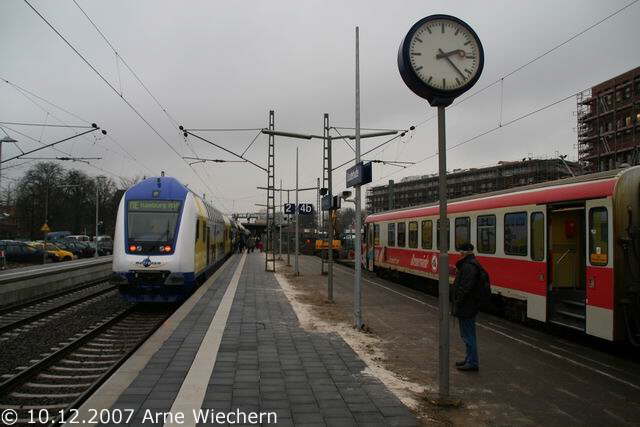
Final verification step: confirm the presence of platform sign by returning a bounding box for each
[298,203,314,215]
[284,203,296,215]
[346,161,372,188]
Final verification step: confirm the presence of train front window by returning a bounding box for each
[127,200,181,241]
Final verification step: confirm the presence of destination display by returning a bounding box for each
[128,200,181,212]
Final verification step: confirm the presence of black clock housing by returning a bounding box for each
[398,14,484,107]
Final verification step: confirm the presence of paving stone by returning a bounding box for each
[105,254,417,426]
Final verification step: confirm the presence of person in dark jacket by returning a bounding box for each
[452,243,482,371]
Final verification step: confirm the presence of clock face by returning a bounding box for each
[408,18,481,91]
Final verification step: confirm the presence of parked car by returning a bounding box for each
[95,235,113,255]
[46,231,71,240]
[53,240,84,258]
[64,240,95,258]
[65,235,91,242]
[0,240,46,263]
[28,242,76,262]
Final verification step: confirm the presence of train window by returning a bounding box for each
[397,223,406,247]
[504,212,528,256]
[477,215,496,254]
[531,212,545,261]
[408,221,418,248]
[436,219,450,251]
[589,207,608,266]
[374,224,380,245]
[455,217,471,251]
[421,220,433,249]
[388,223,396,247]
[196,219,200,240]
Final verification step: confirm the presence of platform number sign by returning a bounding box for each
[284,203,296,215]
[284,203,314,215]
[298,203,314,215]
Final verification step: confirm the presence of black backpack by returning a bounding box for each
[476,263,492,305]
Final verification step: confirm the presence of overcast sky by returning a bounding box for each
[1,0,639,213]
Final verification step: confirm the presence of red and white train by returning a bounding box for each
[364,166,640,343]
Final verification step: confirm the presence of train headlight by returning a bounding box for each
[136,245,142,252]
[164,245,172,252]
[159,245,165,252]
[129,245,137,252]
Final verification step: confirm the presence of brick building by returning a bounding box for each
[577,66,640,172]
[365,158,579,214]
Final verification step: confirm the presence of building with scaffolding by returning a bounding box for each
[577,66,640,172]
[365,158,579,214]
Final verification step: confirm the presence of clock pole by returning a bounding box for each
[437,105,450,398]
[397,14,484,403]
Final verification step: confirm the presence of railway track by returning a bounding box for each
[0,281,117,337]
[0,306,171,426]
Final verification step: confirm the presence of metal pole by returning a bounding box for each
[279,180,283,260]
[316,177,320,237]
[354,26,363,329]
[327,115,334,302]
[437,105,450,397]
[286,190,291,266]
[43,184,48,265]
[295,148,300,275]
[95,178,99,258]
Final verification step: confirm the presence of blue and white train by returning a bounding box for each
[111,176,239,302]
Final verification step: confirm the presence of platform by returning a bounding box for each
[286,255,640,425]
[0,256,113,308]
[75,253,419,426]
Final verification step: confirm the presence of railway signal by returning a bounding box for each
[398,14,484,401]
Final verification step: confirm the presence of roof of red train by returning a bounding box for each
[366,168,623,223]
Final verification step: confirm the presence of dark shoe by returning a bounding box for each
[455,361,467,367]
[456,364,479,372]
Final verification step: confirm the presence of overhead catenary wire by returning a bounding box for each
[0,121,93,128]
[187,128,264,132]
[411,0,640,129]
[71,0,180,126]
[0,77,90,124]
[329,0,640,185]
[0,77,149,174]
[370,91,577,186]
[70,0,235,212]
[24,0,230,212]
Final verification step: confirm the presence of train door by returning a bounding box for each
[547,204,586,330]
[365,223,372,270]
[584,199,613,340]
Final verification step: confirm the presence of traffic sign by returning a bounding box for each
[40,223,51,233]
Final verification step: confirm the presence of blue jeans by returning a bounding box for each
[458,317,479,368]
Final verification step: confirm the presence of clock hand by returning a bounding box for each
[435,49,471,59]
[437,48,467,81]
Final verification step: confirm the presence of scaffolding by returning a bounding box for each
[366,158,579,214]
[576,66,640,172]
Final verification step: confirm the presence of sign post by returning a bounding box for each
[397,14,484,401]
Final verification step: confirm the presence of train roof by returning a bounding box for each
[366,167,634,223]
[126,176,188,200]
